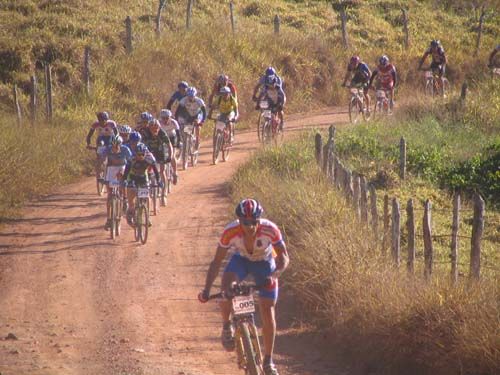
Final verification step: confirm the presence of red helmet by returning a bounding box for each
[235,199,263,220]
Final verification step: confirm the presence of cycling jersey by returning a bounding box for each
[98,144,133,167]
[160,118,180,138]
[219,218,284,262]
[371,64,397,90]
[349,62,371,83]
[426,46,446,64]
[264,86,285,107]
[166,90,187,110]
[213,82,238,98]
[124,153,158,183]
[142,128,171,163]
[217,95,238,114]
[87,120,118,146]
[258,74,283,88]
[178,97,206,117]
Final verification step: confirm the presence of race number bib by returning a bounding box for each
[137,188,149,198]
[184,124,194,134]
[216,121,226,131]
[232,294,256,315]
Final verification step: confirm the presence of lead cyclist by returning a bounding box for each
[198,199,289,375]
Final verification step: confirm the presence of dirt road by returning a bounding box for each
[0,108,349,375]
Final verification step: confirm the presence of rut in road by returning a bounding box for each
[0,108,349,375]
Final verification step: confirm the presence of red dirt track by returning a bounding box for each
[0,108,349,375]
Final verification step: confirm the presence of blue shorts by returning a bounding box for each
[224,253,278,301]
[97,135,112,146]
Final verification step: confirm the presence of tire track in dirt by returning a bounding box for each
[0,108,349,375]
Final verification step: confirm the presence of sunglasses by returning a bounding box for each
[241,219,258,226]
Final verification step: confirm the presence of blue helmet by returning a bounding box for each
[235,199,264,220]
[379,55,389,66]
[178,81,189,89]
[160,109,172,118]
[135,144,148,154]
[129,131,142,143]
[118,125,132,134]
[96,111,109,122]
[430,40,440,48]
[140,112,153,122]
[265,66,276,77]
[187,87,197,97]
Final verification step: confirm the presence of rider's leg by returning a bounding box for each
[126,188,136,224]
[195,124,200,150]
[220,270,239,351]
[259,298,277,358]
[105,185,112,229]
[364,87,371,112]
[159,164,166,196]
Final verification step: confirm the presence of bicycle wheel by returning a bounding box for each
[425,79,434,97]
[240,322,261,375]
[110,196,116,240]
[134,206,140,242]
[349,98,362,124]
[182,135,189,170]
[166,164,172,194]
[152,182,158,216]
[257,114,264,142]
[138,203,149,245]
[190,136,198,167]
[213,130,222,165]
[262,121,272,145]
[441,78,450,97]
[114,195,121,238]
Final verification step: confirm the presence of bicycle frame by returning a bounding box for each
[181,121,198,170]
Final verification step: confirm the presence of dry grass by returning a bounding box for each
[230,139,499,374]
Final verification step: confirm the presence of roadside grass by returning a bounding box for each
[230,138,499,375]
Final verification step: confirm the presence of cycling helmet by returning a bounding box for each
[160,109,172,118]
[96,111,109,122]
[349,56,360,68]
[379,55,389,66]
[135,144,148,154]
[219,86,231,95]
[235,199,264,220]
[129,131,142,143]
[118,125,132,134]
[178,81,189,89]
[217,74,228,85]
[148,116,157,125]
[150,119,161,128]
[187,87,197,97]
[110,135,123,146]
[265,66,276,77]
[430,40,440,48]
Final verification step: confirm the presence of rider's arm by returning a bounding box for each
[203,245,229,293]
[123,161,132,180]
[419,51,430,69]
[252,83,261,99]
[368,70,378,88]
[200,104,207,122]
[151,162,161,183]
[342,70,351,86]
[86,128,95,147]
[207,84,217,108]
[392,67,397,87]
[272,241,289,279]
[166,92,178,110]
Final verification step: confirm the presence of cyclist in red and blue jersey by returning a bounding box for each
[369,55,397,111]
[342,56,372,113]
[86,111,118,148]
[166,81,189,112]
[98,135,133,230]
[199,199,289,375]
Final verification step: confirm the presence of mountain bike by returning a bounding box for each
[212,112,233,165]
[373,88,392,118]
[131,183,152,245]
[107,180,124,240]
[347,86,370,124]
[257,100,271,142]
[209,282,264,375]
[165,161,174,196]
[88,142,107,196]
[181,120,199,170]
[423,69,449,97]
[148,173,161,216]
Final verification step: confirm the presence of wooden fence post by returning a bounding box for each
[125,16,133,54]
[391,198,401,267]
[450,192,460,284]
[30,75,37,126]
[360,176,368,223]
[83,46,91,95]
[474,6,486,57]
[352,173,361,218]
[339,5,349,48]
[274,15,280,34]
[369,185,378,238]
[323,126,336,177]
[156,0,167,35]
[229,1,236,34]
[470,193,484,280]
[186,0,193,29]
[406,199,415,274]
[13,84,22,126]
[402,8,409,49]
[399,137,406,180]
[423,200,433,280]
[382,194,389,254]
[461,82,468,101]
[345,169,353,201]
[315,133,323,166]
[44,63,53,122]
[334,157,341,189]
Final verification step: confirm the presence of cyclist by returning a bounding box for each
[127,131,144,155]
[207,74,238,118]
[98,135,133,230]
[142,119,178,197]
[213,86,239,144]
[253,67,286,128]
[166,81,190,111]
[176,87,207,150]
[136,111,153,137]
[86,111,118,148]
[342,55,372,113]
[118,125,132,145]
[488,44,499,68]
[159,109,182,151]
[419,40,447,94]
[261,78,286,130]
[198,199,289,375]
[369,55,397,111]
[123,143,162,226]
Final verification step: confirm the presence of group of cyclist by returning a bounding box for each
[343,39,449,113]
